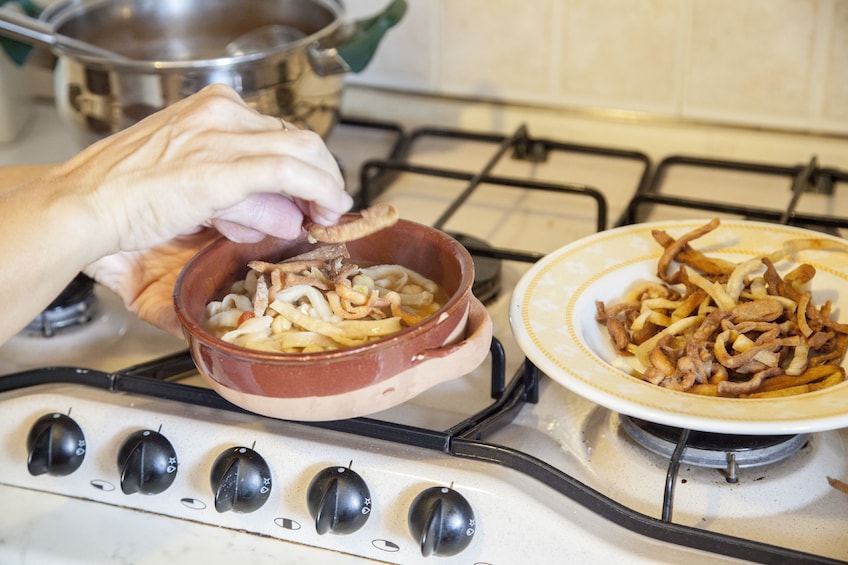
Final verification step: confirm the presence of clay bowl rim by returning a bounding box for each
[173,220,476,364]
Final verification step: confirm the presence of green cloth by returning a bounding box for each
[1,0,44,66]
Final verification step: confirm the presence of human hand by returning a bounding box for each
[84,230,223,337]
[2,84,353,343]
[70,84,351,336]
[50,83,351,257]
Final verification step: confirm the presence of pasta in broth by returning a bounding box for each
[203,243,445,353]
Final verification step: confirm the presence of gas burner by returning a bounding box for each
[24,274,97,337]
[0,283,138,374]
[619,415,809,475]
[448,232,502,304]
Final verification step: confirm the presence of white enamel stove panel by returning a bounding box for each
[0,383,741,565]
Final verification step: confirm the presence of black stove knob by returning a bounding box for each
[306,465,372,535]
[210,446,272,513]
[408,486,476,557]
[26,413,86,476]
[117,430,178,495]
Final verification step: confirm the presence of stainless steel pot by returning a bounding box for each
[26,0,405,144]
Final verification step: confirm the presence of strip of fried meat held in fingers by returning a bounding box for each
[304,203,399,244]
[595,218,848,398]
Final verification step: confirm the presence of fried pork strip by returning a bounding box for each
[304,203,399,244]
[245,242,424,329]
[596,218,848,398]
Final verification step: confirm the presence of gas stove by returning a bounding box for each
[0,96,847,564]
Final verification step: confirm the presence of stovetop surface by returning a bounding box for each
[1,98,847,564]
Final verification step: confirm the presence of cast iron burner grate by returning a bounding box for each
[619,415,809,475]
[24,273,97,337]
[5,118,844,565]
[342,123,844,562]
[353,123,652,302]
[447,232,502,303]
[1,348,837,564]
[623,154,848,233]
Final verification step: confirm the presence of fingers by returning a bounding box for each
[252,133,351,221]
[269,127,346,191]
[197,129,352,228]
[161,95,349,224]
[71,85,352,252]
[193,93,351,223]
[297,198,349,227]
[210,220,267,244]
[211,193,305,242]
[160,84,276,133]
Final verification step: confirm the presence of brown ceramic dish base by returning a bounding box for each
[175,217,482,419]
[203,296,491,421]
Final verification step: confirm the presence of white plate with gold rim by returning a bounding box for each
[509,219,848,434]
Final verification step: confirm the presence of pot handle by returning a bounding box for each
[411,297,493,365]
[307,0,407,76]
[0,5,127,61]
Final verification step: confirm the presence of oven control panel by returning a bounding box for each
[0,384,572,564]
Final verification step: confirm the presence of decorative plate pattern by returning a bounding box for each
[510,219,848,434]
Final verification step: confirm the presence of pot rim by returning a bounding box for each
[40,0,345,69]
[173,223,476,364]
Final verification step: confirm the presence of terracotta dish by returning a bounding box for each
[174,217,492,421]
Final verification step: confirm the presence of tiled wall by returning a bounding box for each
[345,0,848,135]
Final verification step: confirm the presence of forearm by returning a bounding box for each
[0,165,110,343]
[0,85,352,345]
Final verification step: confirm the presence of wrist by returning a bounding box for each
[20,168,116,267]
[0,167,114,341]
